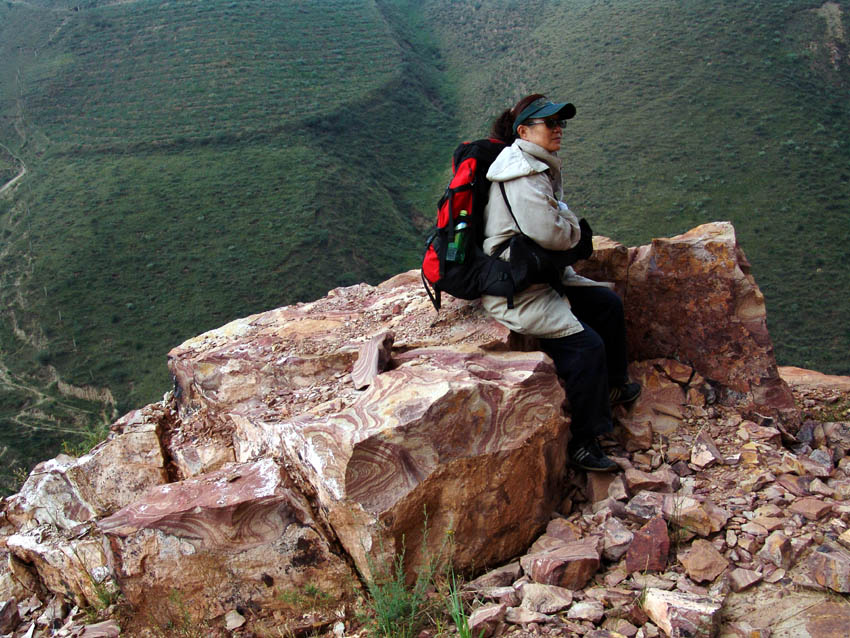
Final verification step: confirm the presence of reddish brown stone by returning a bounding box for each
[475,586,517,606]
[0,599,19,635]
[736,420,782,446]
[74,620,120,637]
[839,529,850,550]
[617,362,687,441]
[601,517,634,562]
[702,501,731,534]
[742,521,769,537]
[466,562,522,590]
[799,453,834,479]
[350,330,394,390]
[752,516,785,531]
[607,601,651,629]
[625,491,667,523]
[5,405,169,531]
[789,497,833,521]
[778,367,850,393]
[679,539,729,583]
[602,617,639,637]
[739,443,762,466]
[691,431,724,469]
[621,371,685,433]
[615,222,798,424]
[642,588,723,638]
[469,603,506,638]
[527,534,569,555]
[520,538,602,590]
[615,411,655,451]
[624,468,678,493]
[567,600,605,622]
[573,235,631,288]
[776,473,812,497]
[810,478,834,497]
[740,470,774,492]
[654,465,683,492]
[545,517,582,543]
[95,459,356,621]
[758,531,793,569]
[609,475,630,501]
[806,542,850,593]
[519,583,573,614]
[626,516,669,573]
[505,606,552,624]
[737,534,762,554]
[671,497,714,538]
[728,568,763,592]
[587,472,619,503]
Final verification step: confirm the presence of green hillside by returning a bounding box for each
[0,0,455,488]
[1,0,848,490]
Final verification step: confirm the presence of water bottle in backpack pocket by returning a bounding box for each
[421,138,518,310]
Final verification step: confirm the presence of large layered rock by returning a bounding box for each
[98,459,354,623]
[578,221,797,424]
[235,346,569,578]
[165,271,570,577]
[4,531,112,608]
[5,404,169,532]
[165,271,521,479]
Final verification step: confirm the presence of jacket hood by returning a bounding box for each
[486,139,562,184]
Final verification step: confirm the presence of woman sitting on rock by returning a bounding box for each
[482,93,640,472]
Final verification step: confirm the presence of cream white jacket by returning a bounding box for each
[481,139,602,339]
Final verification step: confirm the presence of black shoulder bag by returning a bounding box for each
[497,182,593,295]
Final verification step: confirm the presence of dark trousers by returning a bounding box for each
[538,286,628,448]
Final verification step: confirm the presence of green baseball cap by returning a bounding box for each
[513,97,576,134]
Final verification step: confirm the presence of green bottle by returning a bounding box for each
[446,210,469,263]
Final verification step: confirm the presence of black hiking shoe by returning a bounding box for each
[569,438,619,473]
[609,381,642,406]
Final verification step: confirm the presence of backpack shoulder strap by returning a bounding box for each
[498,182,568,297]
[498,181,527,237]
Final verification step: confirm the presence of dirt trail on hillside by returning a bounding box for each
[0,128,26,194]
[0,163,26,195]
[0,151,113,451]
[0,360,95,434]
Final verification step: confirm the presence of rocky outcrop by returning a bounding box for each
[5,404,170,532]
[97,459,354,622]
[0,222,828,637]
[576,221,797,425]
[267,346,570,579]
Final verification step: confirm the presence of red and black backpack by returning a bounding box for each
[421,138,516,311]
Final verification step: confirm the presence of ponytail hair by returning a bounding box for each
[490,93,547,143]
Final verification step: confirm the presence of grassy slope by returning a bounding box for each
[3,0,450,398]
[0,0,455,488]
[0,0,848,487]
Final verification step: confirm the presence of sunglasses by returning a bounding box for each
[526,118,567,130]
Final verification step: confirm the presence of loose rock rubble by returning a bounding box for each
[453,367,850,638]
